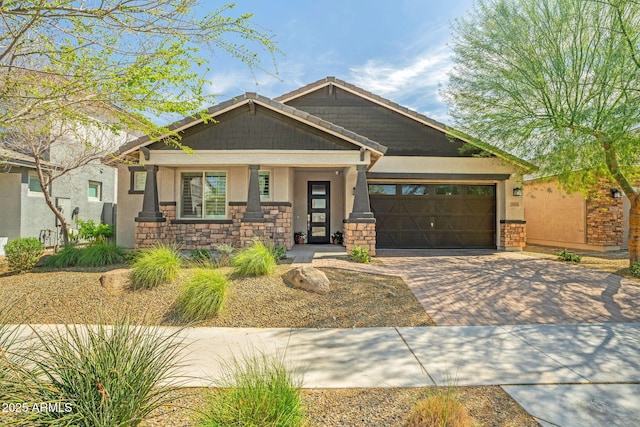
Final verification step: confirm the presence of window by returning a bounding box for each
[181,172,226,219]
[129,167,147,194]
[435,185,461,196]
[28,173,43,193]
[259,171,270,200]
[467,185,495,196]
[402,184,429,195]
[88,181,102,201]
[368,184,396,195]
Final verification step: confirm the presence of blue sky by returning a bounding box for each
[202,1,475,123]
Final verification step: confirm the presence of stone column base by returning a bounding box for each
[134,221,167,249]
[499,220,526,251]
[344,221,376,256]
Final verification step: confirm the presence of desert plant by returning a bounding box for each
[76,242,126,267]
[232,240,276,276]
[0,300,29,401]
[349,246,370,264]
[44,244,82,268]
[557,249,581,263]
[270,244,287,261]
[407,387,472,427]
[21,316,185,426]
[130,244,182,289]
[176,269,228,321]
[214,243,235,267]
[198,352,305,427]
[4,237,44,273]
[630,262,640,278]
[76,218,113,243]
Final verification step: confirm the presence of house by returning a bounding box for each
[114,77,532,254]
[524,177,628,251]
[0,147,117,254]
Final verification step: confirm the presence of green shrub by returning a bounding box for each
[630,262,640,278]
[270,244,287,261]
[349,246,370,264]
[190,249,212,262]
[176,269,228,321]
[557,249,581,263]
[198,352,305,427]
[130,244,182,289]
[44,244,81,268]
[76,242,126,267]
[21,316,184,426]
[4,237,44,273]
[76,218,113,243]
[232,240,276,276]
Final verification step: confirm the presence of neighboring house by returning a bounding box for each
[114,77,532,254]
[0,147,117,255]
[524,178,628,251]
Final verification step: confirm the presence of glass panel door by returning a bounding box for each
[307,181,330,243]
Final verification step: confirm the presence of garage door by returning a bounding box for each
[369,183,496,249]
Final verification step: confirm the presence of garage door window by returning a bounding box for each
[467,185,495,196]
[402,184,429,195]
[369,184,396,195]
[435,185,461,196]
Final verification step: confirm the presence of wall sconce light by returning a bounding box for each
[610,188,623,199]
[353,187,356,195]
[512,187,523,197]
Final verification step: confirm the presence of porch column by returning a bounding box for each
[243,164,265,222]
[135,165,164,222]
[345,164,376,256]
[348,164,374,221]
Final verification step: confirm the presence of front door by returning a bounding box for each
[307,181,330,243]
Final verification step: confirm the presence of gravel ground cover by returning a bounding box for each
[0,259,539,425]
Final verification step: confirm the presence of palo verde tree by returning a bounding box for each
[0,1,278,244]
[443,0,640,264]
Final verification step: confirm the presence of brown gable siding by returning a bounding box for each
[147,103,355,151]
[286,86,480,157]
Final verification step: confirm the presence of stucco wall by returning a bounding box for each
[525,181,587,247]
[0,172,22,241]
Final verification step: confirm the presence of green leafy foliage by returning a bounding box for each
[130,244,182,289]
[76,242,126,267]
[349,246,371,264]
[44,244,81,268]
[629,262,640,278]
[189,249,212,263]
[4,237,44,273]
[270,244,287,261]
[20,316,184,426]
[557,249,582,263]
[198,352,305,427]
[76,219,113,243]
[176,269,228,321]
[232,240,276,276]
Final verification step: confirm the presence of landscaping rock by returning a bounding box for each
[99,269,131,294]
[282,266,331,295]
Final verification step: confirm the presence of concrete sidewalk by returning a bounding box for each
[172,323,640,427]
[17,322,640,426]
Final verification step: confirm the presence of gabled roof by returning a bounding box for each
[276,77,535,171]
[115,92,387,158]
[0,147,56,170]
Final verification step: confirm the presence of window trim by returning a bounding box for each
[179,170,228,219]
[88,180,102,201]
[128,166,147,194]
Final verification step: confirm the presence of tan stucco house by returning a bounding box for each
[114,77,531,254]
[525,178,629,251]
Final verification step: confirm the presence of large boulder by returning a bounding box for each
[282,266,330,295]
[99,269,131,294]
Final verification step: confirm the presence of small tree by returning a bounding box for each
[444,0,640,263]
[0,1,279,244]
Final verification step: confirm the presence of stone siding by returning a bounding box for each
[500,221,526,250]
[134,202,292,250]
[585,179,624,247]
[343,221,376,256]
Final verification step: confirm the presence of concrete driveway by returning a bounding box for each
[310,249,640,326]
